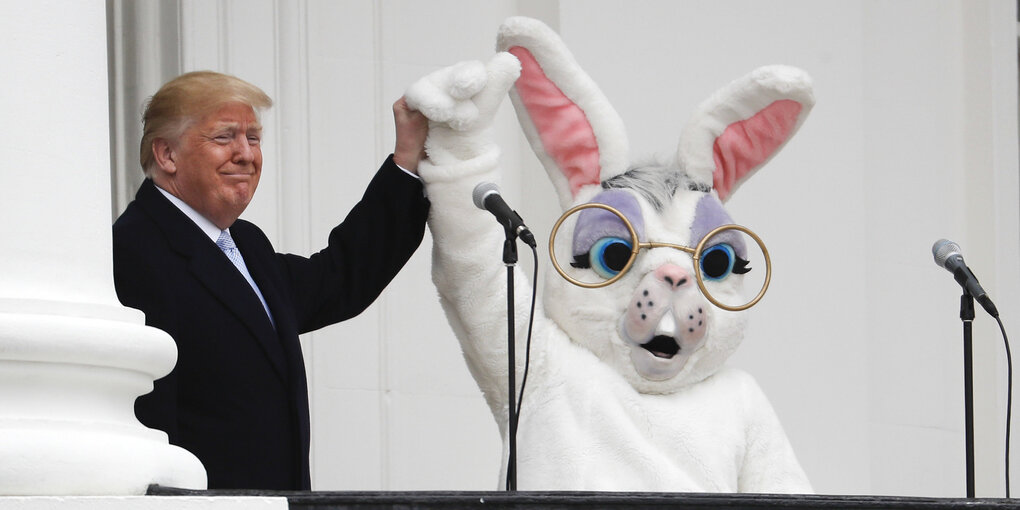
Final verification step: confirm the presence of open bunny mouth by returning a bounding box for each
[641,335,680,359]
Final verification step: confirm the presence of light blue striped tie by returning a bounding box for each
[217,230,276,329]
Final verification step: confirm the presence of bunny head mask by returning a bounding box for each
[498,17,814,394]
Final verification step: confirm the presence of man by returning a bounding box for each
[113,71,430,490]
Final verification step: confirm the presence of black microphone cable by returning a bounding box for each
[506,241,539,491]
[994,315,1013,497]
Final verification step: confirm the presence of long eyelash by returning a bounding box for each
[733,257,751,274]
[571,254,590,269]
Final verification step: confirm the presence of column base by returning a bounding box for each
[0,301,206,495]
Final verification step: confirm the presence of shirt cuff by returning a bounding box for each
[394,162,421,181]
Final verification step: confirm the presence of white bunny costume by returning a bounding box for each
[407,17,814,493]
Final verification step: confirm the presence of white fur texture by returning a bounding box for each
[409,17,813,493]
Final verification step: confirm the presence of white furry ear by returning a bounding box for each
[497,16,630,210]
[678,65,814,202]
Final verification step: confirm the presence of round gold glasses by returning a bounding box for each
[548,203,771,311]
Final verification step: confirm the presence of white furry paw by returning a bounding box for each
[406,52,521,133]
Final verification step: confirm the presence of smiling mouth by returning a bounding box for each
[640,335,680,359]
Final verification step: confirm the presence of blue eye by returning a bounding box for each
[588,237,633,279]
[701,244,735,280]
[700,243,752,281]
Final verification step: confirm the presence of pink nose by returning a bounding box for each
[655,264,691,290]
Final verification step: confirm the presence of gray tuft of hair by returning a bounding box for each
[601,158,711,211]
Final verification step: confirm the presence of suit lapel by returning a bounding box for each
[134,180,289,382]
[187,249,289,380]
[231,225,307,385]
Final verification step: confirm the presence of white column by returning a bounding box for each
[0,0,206,495]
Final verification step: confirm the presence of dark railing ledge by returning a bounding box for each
[147,485,1018,510]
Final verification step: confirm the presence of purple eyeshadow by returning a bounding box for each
[572,190,645,256]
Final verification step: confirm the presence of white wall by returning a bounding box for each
[108,0,1019,497]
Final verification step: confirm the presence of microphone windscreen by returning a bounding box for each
[472,182,501,210]
[932,238,962,268]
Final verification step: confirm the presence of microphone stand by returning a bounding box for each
[960,290,975,498]
[502,224,519,492]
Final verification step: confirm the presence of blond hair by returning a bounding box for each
[139,71,272,177]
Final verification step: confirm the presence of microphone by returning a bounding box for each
[932,239,999,317]
[472,182,536,247]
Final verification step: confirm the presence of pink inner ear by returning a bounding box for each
[712,99,802,201]
[508,46,601,196]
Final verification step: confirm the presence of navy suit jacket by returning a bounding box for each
[113,157,429,490]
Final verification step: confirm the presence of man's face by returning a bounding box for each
[164,102,263,229]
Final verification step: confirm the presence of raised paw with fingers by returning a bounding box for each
[407,52,520,132]
[405,53,520,165]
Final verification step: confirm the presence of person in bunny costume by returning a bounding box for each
[406,17,814,493]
